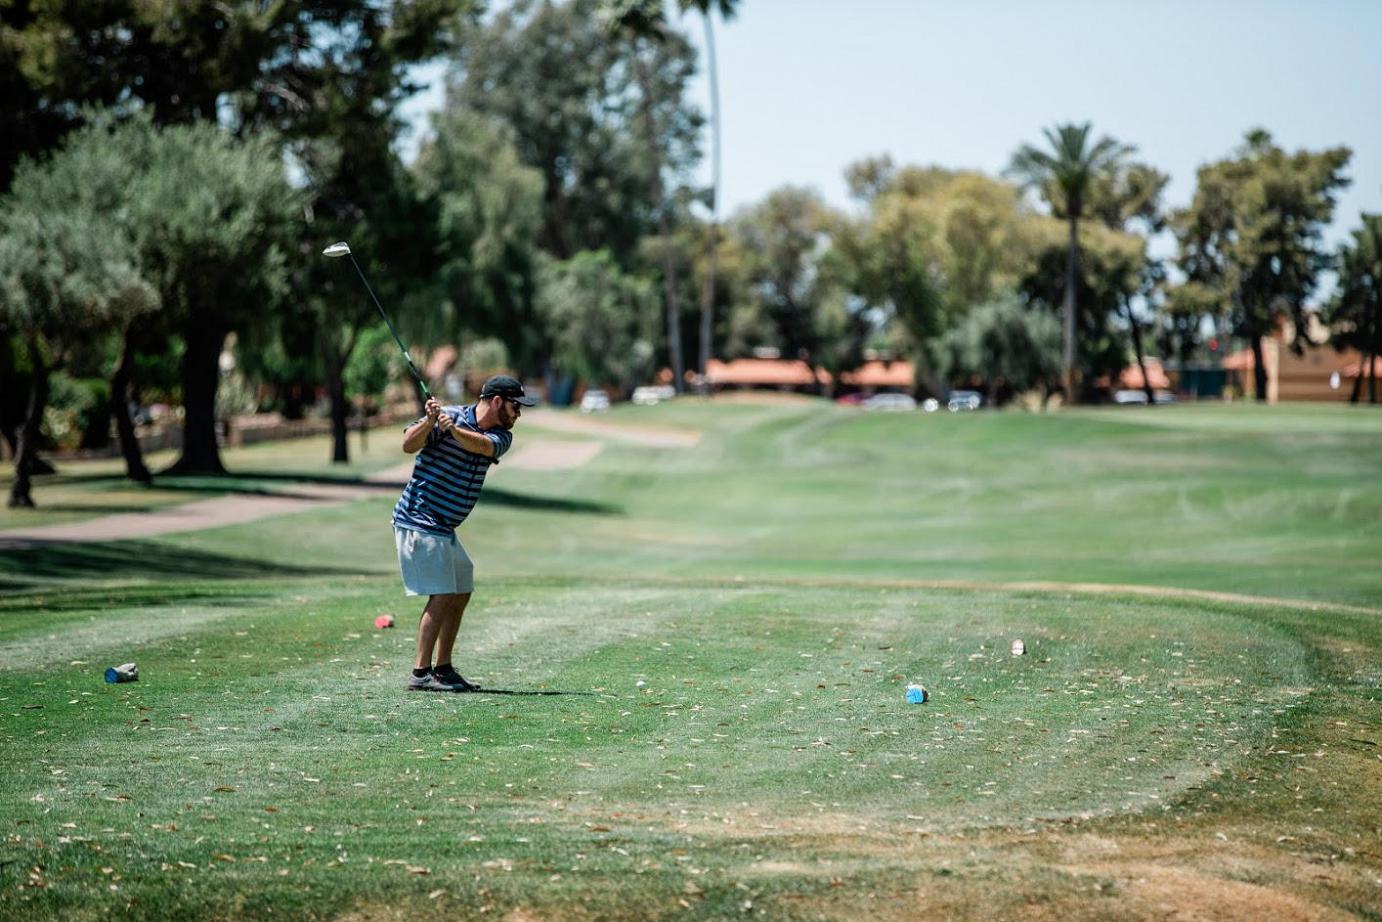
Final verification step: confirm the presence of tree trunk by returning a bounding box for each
[800,355,824,398]
[633,49,685,395]
[696,12,722,397]
[1250,334,1269,402]
[1369,299,1378,404]
[328,355,350,464]
[912,355,948,402]
[110,325,152,483]
[166,321,228,475]
[1126,300,1154,405]
[1349,351,1365,405]
[8,337,48,508]
[1062,216,1079,405]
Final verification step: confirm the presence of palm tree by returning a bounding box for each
[1007,123,1134,403]
[604,0,687,393]
[678,0,739,394]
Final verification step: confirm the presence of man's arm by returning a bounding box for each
[436,413,495,457]
[402,398,443,453]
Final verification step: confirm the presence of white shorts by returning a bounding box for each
[394,527,474,596]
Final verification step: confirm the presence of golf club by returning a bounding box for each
[322,241,432,400]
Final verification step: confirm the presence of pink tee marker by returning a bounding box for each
[374,614,396,629]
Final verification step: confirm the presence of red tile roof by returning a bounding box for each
[839,360,914,388]
[1118,358,1171,389]
[704,358,830,386]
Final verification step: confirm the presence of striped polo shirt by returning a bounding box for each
[391,404,513,537]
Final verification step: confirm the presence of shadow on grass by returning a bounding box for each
[0,583,273,616]
[0,539,358,592]
[12,503,183,515]
[479,487,619,515]
[467,688,599,697]
[28,471,621,515]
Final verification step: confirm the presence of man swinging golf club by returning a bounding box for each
[393,374,536,692]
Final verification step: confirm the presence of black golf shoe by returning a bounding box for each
[431,665,481,692]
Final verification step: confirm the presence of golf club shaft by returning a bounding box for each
[346,254,432,400]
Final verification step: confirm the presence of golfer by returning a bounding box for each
[393,374,535,692]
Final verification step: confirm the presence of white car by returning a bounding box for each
[862,392,917,411]
[631,385,675,406]
[1113,389,1150,405]
[579,389,610,413]
[947,390,982,411]
[1114,389,1176,405]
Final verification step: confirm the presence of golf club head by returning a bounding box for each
[322,241,352,258]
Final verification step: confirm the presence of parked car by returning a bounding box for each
[631,385,676,406]
[1115,389,1177,405]
[947,390,982,412]
[835,392,869,406]
[1113,389,1150,405]
[863,392,917,411]
[579,389,610,413]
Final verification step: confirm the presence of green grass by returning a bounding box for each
[2,400,1381,919]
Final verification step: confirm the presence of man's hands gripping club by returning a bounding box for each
[426,397,455,436]
[403,397,495,457]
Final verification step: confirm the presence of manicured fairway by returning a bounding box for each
[2,400,1380,919]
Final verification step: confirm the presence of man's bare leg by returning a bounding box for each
[415,593,458,670]
[433,592,471,667]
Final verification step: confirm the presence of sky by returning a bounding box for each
[400,0,1382,255]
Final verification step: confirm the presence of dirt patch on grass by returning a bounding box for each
[732,826,1370,921]
[1104,863,1354,921]
[522,409,700,448]
[505,440,603,471]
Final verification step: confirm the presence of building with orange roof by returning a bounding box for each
[839,360,915,390]
[1115,358,1172,391]
[702,358,831,390]
[699,357,920,395]
[1221,341,1365,403]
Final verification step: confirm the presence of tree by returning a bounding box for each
[125,118,301,474]
[1329,214,1382,404]
[932,293,1061,405]
[1007,123,1134,403]
[1020,221,1144,397]
[677,0,740,392]
[264,3,478,464]
[0,112,166,486]
[0,166,157,506]
[837,164,1044,397]
[344,323,406,416]
[1,2,477,138]
[413,110,546,375]
[449,0,702,267]
[5,2,476,469]
[602,0,712,393]
[1088,162,1171,403]
[1172,130,1351,401]
[535,250,658,393]
[729,187,851,393]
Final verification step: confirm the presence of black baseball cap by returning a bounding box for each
[479,374,537,406]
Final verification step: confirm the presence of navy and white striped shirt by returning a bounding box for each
[391,404,513,537]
